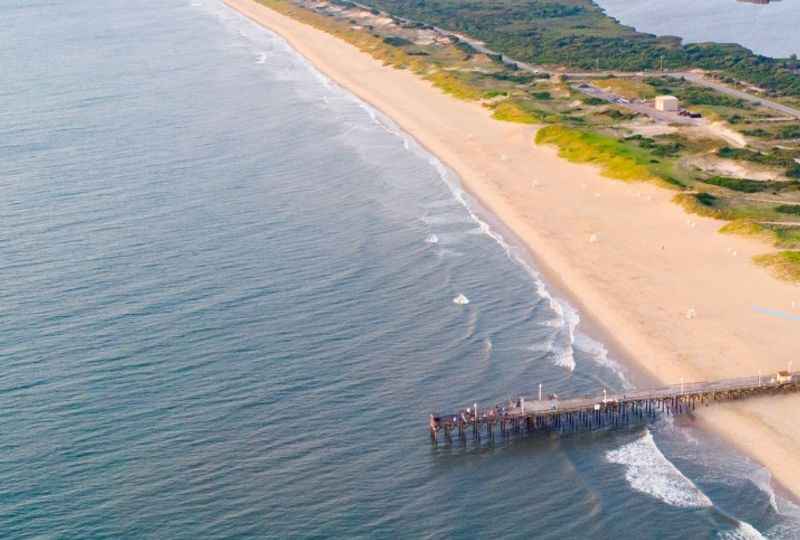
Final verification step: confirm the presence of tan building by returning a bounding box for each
[655,95,679,112]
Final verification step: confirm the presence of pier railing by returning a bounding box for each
[428,371,800,443]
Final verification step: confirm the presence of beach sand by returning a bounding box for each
[224,0,800,498]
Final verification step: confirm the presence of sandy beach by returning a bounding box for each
[224,0,800,497]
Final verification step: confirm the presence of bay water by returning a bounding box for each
[594,0,800,58]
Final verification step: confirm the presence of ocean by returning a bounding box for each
[593,0,800,59]
[1,0,799,537]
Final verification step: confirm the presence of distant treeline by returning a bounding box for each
[354,0,800,96]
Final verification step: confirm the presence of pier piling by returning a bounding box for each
[429,371,800,444]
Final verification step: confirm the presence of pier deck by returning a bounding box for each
[429,371,800,443]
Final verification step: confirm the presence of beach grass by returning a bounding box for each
[674,193,785,222]
[720,221,800,249]
[673,192,736,220]
[424,71,484,101]
[491,100,546,124]
[719,220,769,237]
[534,125,683,185]
[753,251,800,282]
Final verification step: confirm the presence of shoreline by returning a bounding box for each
[222,0,800,499]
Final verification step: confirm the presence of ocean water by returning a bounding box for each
[593,0,800,58]
[1,0,799,537]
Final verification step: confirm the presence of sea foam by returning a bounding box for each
[607,431,712,508]
[718,522,765,540]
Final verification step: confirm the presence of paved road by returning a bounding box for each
[674,73,800,119]
[575,84,700,126]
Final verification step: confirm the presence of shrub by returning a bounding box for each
[383,36,412,47]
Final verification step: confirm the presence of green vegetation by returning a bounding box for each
[720,221,800,249]
[624,135,683,157]
[741,128,772,139]
[595,78,656,100]
[535,125,684,186]
[754,251,800,283]
[718,146,800,178]
[673,192,739,220]
[383,36,412,47]
[776,204,800,216]
[424,71,484,100]
[355,0,800,96]
[646,78,750,108]
[699,176,800,194]
[491,100,546,123]
[581,96,605,106]
[779,125,800,139]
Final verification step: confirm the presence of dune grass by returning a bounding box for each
[671,192,774,221]
[534,125,680,185]
[720,220,800,247]
[673,192,730,219]
[491,100,546,124]
[424,71,484,101]
[719,220,770,238]
[754,251,800,283]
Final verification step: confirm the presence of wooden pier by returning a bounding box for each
[429,370,800,443]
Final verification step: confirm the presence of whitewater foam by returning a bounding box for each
[607,431,713,508]
[574,333,631,388]
[718,522,765,540]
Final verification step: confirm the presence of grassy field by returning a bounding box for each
[594,79,657,101]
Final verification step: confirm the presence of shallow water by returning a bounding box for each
[594,0,800,58]
[1,0,799,537]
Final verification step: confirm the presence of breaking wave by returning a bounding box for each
[718,522,765,540]
[607,431,713,509]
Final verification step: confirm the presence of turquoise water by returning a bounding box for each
[2,0,799,537]
[594,0,800,58]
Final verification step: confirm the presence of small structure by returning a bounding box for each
[655,95,679,112]
[777,370,792,384]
